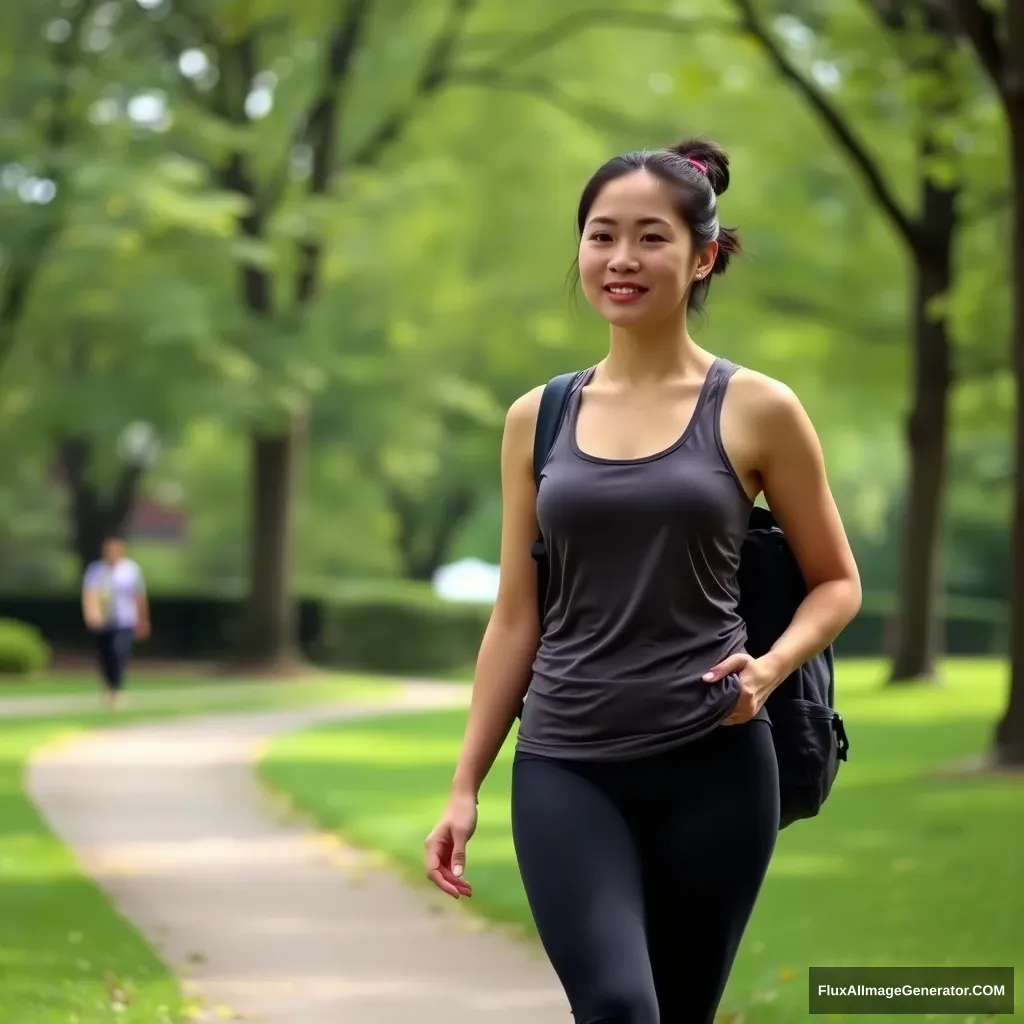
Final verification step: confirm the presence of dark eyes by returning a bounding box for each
[589,232,667,243]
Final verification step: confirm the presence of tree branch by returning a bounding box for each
[472,9,727,69]
[863,0,953,34]
[291,0,480,307]
[346,0,478,168]
[446,67,667,139]
[57,436,97,514]
[731,0,920,251]
[950,0,1004,90]
[261,0,374,220]
[291,0,378,305]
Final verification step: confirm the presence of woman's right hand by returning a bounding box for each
[424,791,477,899]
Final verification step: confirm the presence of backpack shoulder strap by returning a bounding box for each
[533,370,586,485]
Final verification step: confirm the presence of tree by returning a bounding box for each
[948,0,1024,765]
[152,0,485,666]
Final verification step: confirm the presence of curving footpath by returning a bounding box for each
[23,683,570,1023]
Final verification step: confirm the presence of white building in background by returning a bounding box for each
[432,558,500,603]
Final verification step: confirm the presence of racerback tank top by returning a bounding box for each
[515,357,765,762]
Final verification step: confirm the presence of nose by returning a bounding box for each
[608,249,640,273]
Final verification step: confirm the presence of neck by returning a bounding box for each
[602,313,709,386]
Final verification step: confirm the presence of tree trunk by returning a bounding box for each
[58,436,145,577]
[887,174,956,683]
[236,412,306,669]
[992,101,1024,765]
[397,487,477,581]
[220,141,307,671]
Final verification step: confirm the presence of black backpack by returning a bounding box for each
[527,370,850,830]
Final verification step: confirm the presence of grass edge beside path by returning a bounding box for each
[1,674,400,1024]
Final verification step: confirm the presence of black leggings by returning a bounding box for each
[511,720,779,1024]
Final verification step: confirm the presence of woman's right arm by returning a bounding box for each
[424,386,543,897]
[450,385,544,798]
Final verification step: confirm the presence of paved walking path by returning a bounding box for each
[23,683,570,1023]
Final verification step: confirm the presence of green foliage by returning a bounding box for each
[0,618,50,675]
[0,0,1014,633]
[0,450,69,590]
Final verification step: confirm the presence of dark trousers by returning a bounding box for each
[511,720,780,1024]
[95,628,134,691]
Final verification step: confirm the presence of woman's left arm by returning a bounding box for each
[754,383,863,685]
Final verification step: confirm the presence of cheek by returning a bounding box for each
[577,250,606,296]
[650,254,690,294]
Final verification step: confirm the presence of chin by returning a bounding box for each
[599,301,662,329]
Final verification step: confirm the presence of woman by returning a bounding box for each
[424,137,862,1023]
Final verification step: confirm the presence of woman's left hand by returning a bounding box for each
[702,652,782,725]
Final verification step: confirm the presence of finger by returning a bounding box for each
[450,831,468,879]
[426,867,464,898]
[439,866,473,896]
[722,703,754,725]
[721,690,751,725]
[703,653,749,683]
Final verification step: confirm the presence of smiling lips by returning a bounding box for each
[604,282,649,303]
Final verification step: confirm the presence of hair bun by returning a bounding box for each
[667,137,731,197]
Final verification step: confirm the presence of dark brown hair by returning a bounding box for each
[575,137,742,312]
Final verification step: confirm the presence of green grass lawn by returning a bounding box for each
[259,658,1023,1023]
[0,674,398,1024]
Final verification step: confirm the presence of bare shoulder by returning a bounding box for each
[507,384,545,429]
[728,366,817,443]
[503,384,546,447]
[728,366,804,417]
[500,384,547,470]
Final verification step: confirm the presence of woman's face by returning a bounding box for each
[577,170,715,328]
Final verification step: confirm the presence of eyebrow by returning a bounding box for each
[587,216,672,228]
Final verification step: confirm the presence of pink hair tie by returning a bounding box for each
[686,157,708,174]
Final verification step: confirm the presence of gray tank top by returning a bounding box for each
[515,357,766,762]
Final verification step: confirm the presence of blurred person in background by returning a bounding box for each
[81,533,150,709]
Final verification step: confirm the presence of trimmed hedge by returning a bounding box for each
[314,587,490,674]
[0,618,51,676]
